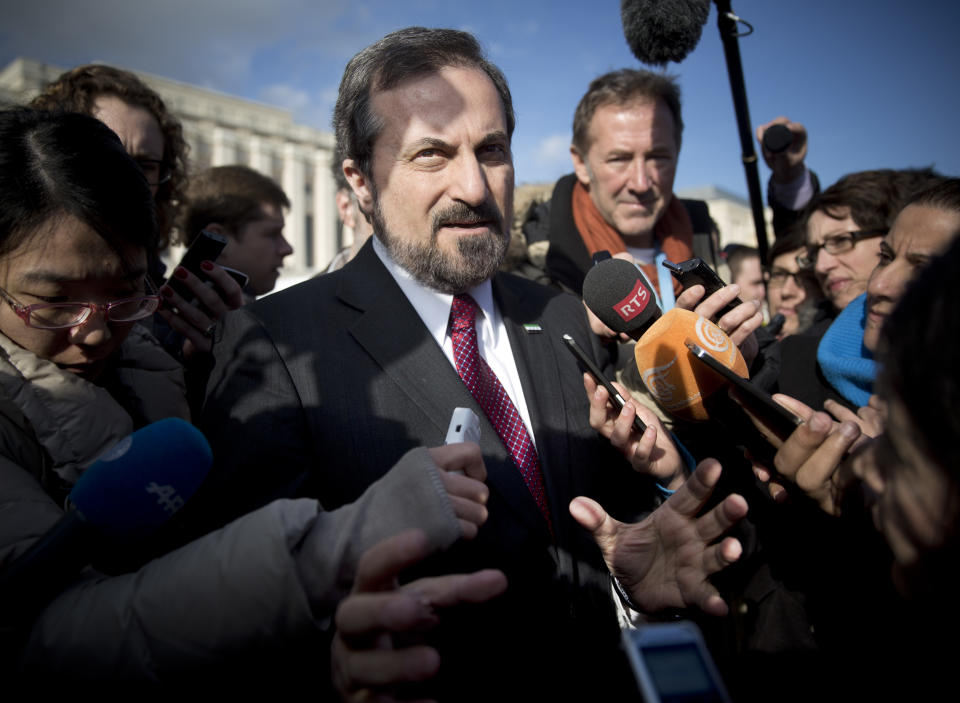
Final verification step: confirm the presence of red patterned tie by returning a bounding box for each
[449,294,552,530]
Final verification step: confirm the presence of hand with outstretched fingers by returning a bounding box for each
[570,459,747,617]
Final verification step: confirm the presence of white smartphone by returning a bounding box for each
[445,407,481,445]
[621,621,730,703]
[444,407,480,476]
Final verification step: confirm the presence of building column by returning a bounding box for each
[211,126,237,165]
[313,147,338,270]
[248,135,271,174]
[282,142,307,273]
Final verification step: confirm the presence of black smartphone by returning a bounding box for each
[685,340,802,441]
[165,230,228,306]
[562,333,647,434]
[662,258,741,318]
[220,265,250,291]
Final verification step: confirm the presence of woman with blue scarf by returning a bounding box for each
[815,178,960,410]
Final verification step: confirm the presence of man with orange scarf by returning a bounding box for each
[522,69,695,303]
[520,69,764,425]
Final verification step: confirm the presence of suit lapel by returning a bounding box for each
[338,244,463,438]
[338,245,552,537]
[493,274,574,537]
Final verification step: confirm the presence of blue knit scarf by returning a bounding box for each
[816,293,876,407]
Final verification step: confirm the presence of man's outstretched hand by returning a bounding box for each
[332,529,507,702]
[569,459,747,617]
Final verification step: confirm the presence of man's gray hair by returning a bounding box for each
[572,68,683,154]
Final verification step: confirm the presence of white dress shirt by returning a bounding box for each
[372,236,537,448]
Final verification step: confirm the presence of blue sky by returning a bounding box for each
[2,0,957,198]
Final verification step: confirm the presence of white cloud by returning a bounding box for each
[259,83,311,112]
[0,0,348,93]
[511,132,572,184]
[320,86,339,106]
[536,133,571,163]
[509,19,540,36]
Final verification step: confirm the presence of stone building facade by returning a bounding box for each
[0,57,340,287]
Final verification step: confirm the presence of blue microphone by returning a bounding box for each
[0,418,212,624]
[69,417,212,541]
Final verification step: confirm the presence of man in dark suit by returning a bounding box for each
[199,27,745,700]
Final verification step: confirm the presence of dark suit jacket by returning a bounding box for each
[199,240,649,698]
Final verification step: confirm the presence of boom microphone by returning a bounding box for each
[583,256,747,421]
[0,418,212,623]
[620,0,711,66]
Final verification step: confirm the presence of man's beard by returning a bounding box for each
[372,196,510,294]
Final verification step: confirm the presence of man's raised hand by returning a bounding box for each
[569,459,746,617]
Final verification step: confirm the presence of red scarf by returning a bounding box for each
[571,180,694,295]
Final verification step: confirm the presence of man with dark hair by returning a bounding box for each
[324,150,375,272]
[200,27,744,700]
[724,244,765,304]
[523,69,695,300]
[183,165,293,297]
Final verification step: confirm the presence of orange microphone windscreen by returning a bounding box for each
[633,308,747,422]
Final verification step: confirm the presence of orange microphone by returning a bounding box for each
[632,308,746,421]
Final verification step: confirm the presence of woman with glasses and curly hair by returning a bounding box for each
[30,64,243,363]
[29,64,188,253]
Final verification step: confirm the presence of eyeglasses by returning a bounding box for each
[133,157,172,187]
[0,286,161,329]
[797,229,886,269]
[766,269,815,288]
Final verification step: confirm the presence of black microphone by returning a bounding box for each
[765,313,786,337]
[620,0,712,66]
[582,257,662,340]
[0,418,212,625]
